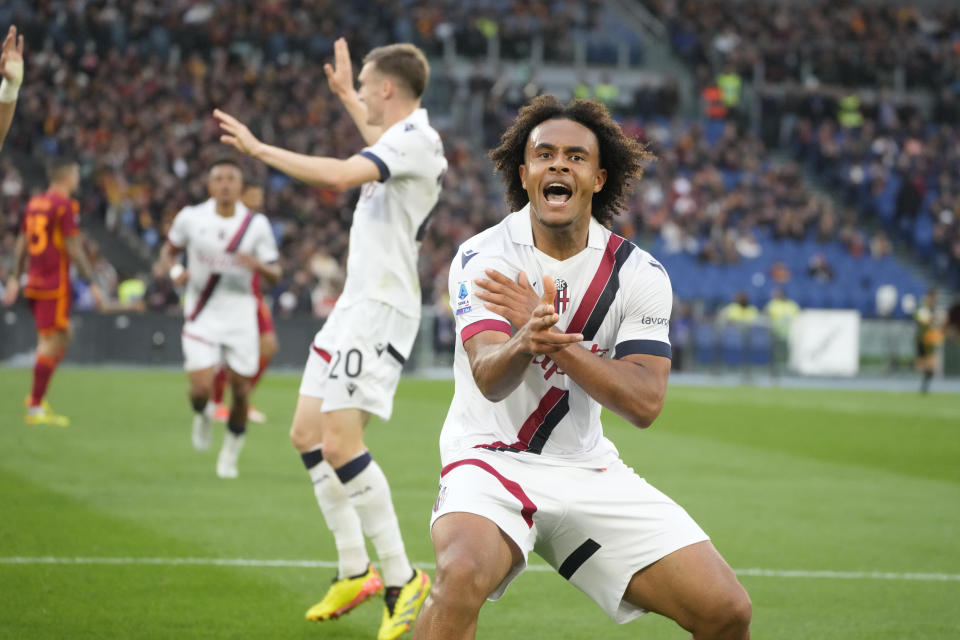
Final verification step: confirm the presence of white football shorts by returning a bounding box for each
[181,320,259,377]
[299,300,419,421]
[430,448,709,624]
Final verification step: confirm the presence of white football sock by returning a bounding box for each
[343,458,413,587]
[308,460,369,578]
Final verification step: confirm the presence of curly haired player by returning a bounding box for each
[415,96,751,640]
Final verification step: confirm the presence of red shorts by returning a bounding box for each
[29,291,71,335]
[257,299,275,335]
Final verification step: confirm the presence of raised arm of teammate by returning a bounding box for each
[464,275,583,403]
[475,269,670,428]
[64,235,104,309]
[0,25,25,151]
[1,231,26,305]
[213,109,380,191]
[324,37,384,146]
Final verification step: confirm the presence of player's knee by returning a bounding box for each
[289,421,320,452]
[433,551,494,608]
[316,437,353,468]
[723,589,752,632]
[693,586,752,636]
[189,393,209,413]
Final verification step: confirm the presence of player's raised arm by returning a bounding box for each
[465,275,583,402]
[214,109,379,191]
[324,37,384,146]
[0,25,25,150]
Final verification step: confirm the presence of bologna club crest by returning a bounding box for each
[554,277,569,313]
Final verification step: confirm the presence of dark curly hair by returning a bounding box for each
[489,95,651,228]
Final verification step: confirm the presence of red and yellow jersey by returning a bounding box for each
[21,191,79,299]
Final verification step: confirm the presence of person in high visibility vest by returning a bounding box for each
[765,288,800,375]
[721,291,759,324]
[716,68,741,109]
[838,94,864,128]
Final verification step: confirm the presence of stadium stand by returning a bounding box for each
[641,0,960,89]
[0,0,948,374]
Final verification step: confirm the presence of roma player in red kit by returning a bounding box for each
[3,158,103,426]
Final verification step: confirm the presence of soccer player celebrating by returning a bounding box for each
[215,38,444,639]
[211,184,278,424]
[0,25,24,150]
[155,159,280,479]
[3,157,104,426]
[415,96,751,640]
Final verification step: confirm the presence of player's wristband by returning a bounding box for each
[0,60,23,103]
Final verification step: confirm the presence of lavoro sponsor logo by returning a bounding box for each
[642,316,669,326]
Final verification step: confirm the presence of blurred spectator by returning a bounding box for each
[768,260,792,284]
[766,288,800,338]
[765,288,800,375]
[643,0,960,91]
[869,230,892,259]
[807,252,835,282]
[720,291,759,324]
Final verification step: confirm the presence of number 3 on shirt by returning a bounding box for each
[26,214,50,255]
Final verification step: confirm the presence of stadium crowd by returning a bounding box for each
[778,100,960,290]
[0,0,939,325]
[643,0,960,89]
[0,0,664,319]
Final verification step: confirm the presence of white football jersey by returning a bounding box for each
[440,206,673,468]
[336,108,447,318]
[167,198,279,335]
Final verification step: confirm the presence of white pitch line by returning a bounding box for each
[1,557,958,582]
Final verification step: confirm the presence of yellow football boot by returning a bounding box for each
[24,399,69,427]
[378,569,431,640]
[305,565,384,621]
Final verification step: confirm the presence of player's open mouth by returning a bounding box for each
[543,182,573,205]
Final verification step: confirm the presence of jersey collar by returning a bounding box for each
[508,204,607,250]
[385,107,429,135]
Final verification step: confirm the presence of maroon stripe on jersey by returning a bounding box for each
[187,212,256,322]
[566,234,623,335]
[513,386,569,452]
[565,234,636,341]
[312,345,332,363]
[188,274,221,322]
[461,319,511,344]
[225,212,255,251]
[525,389,570,454]
[440,458,537,528]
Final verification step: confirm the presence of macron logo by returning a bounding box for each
[649,260,667,277]
[462,249,479,268]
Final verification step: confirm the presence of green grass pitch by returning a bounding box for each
[1,367,958,639]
